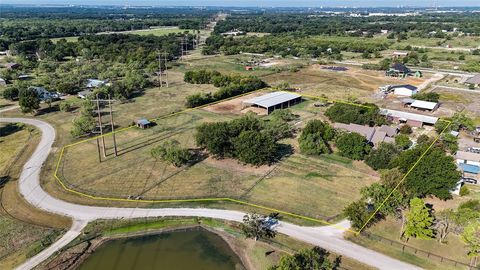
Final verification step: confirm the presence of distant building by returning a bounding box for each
[77,89,93,99]
[392,51,409,58]
[30,86,59,102]
[243,91,302,114]
[5,62,21,70]
[380,108,438,128]
[0,78,6,86]
[333,123,398,147]
[18,74,34,80]
[386,63,411,77]
[403,99,439,112]
[135,119,152,129]
[391,85,418,96]
[221,29,245,36]
[465,74,480,87]
[456,151,480,175]
[86,79,107,88]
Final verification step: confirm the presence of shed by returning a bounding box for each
[392,85,418,97]
[135,119,152,129]
[0,78,6,86]
[380,109,438,127]
[77,90,93,99]
[392,51,409,57]
[243,91,302,114]
[410,100,439,111]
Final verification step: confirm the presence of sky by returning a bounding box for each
[1,0,480,7]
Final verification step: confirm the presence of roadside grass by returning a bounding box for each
[0,124,70,269]
[347,216,471,270]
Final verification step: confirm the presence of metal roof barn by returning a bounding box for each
[243,91,302,114]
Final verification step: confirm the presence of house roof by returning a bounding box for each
[465,74,480,85]
[391,84,417,91]
[136,119,151,125]
[390,63,410,73]
[243,91,301,108]
[333,123,397,146]
[380,109,438,124]
[86,79,106,88]
[334,123,375,141]
[459,163,479,174]
[77,89,93,97]
[456,151,480,162]
[378,125,398,137]
[410,100,438,110]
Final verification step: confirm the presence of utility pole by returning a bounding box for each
[158,52,169,87]
[158,51,163,88]
[96,94,106,158]
[108,94,118,156]
[163,53,169,87]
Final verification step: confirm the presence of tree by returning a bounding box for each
[269,247,338,270]
[403,198,434,241]
[18,88,40,114]
[411,92,440,102]
[233,130,277,165]
[2,86,19,101]
[196,122,233,157]
[335,132,370,160]
[70,115,95,137]
[399,124,412,135]
[344,200,370,230]
[59,102,72,112]
[299,119,334,155]
[365,143,399,170]
[441,133,459,153]
[325,103,385,126]
[461,221,480,266]
[361,183,407,217]
[404,147,461,200]
[241,213,276,241]
[151,140,193,167]
[395,134,412,150]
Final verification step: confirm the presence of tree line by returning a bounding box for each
[184,69,267,108]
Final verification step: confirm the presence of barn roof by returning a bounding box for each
[465,74,480,85]
[243,91,301,108]
[380,109,438,124]
[410,100,438,110]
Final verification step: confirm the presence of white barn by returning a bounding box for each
[392,85,418,97]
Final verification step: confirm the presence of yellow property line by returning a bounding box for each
[53,88,446,234]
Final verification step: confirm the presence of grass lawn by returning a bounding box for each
[0,124,70,269]
[347,216,472,270]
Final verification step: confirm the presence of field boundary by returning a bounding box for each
[53,89,452,234]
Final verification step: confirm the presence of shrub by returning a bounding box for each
[59,102,72,112]
[335,132,370,160]
[151,140,193,167]
[460,185,470,197]
[399,124,412,134]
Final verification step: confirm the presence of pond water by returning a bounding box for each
[77,228,245,270]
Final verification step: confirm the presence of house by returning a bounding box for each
[18,74,34,80]
[77,89,93,99]
[86,79,107,88]
[0,78,6,86]
[30,86,59,102]
[221,29,245,36]
[456,151,480,175]
[380,109,438,127]
[409,100,439,112]
[242,91,302,114]
[391,85,418,96]
[392,51,409,58]
[135,119,152,129]
[333,123,397,147]
[5,62,21,70]
[0,50,9,56]
[465,74,480,87]
[386,63,411,77]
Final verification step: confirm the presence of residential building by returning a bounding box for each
[465,74,480,87]
[0,78,6,86]
[386,63,411,77]
[380,109,438,127]
[333,123,398,147]
[86,79,107,88]
[392,85,418,96]
[456,151,480,175]
[77,89,93,99]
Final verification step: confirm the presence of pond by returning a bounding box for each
[77,227,245,270]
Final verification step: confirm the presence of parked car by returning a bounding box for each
[461,177,478,184]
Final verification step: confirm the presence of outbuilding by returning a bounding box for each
[135,119,153,129]
[409,100,439,112]
[242,91,302,114]
[0,78,6,86]
[380,109,438,127]
[391,85,418,97]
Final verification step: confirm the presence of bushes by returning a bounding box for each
[151,140,193,167]
[19,87,40,114]
[324,102,385,126]
[365,143,399,170]
[411,92,440,102]
[2,86,19,101]
[233,131,277,166]
[184,70,267,108]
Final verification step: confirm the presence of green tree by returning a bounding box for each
[365,143,399,170]
[344,200,370,230]
[19,88,40,114]
[241,213,276,241]
[269,247,337,270]
[2,86,19,101]
[399,124,412,135]
[441,133,459,153]
[233,130,277,165]
[395,134,412,150]
[461,221,480,264]
[151,140,193,167]
[300,133,330,155]
[335,132,370,160]
[403,198,434,241]
[404,147,460,200]
[411,92,440,102]
[70,115,95,137]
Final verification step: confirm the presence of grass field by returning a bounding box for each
[0,124,69,269]
[347,216,472,270]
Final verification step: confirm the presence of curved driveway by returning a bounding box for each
[0,117,421,270]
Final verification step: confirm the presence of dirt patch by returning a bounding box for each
[203,156,273,176]
[202,91,268,115]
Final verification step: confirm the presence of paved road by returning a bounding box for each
[0,117,422,270]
